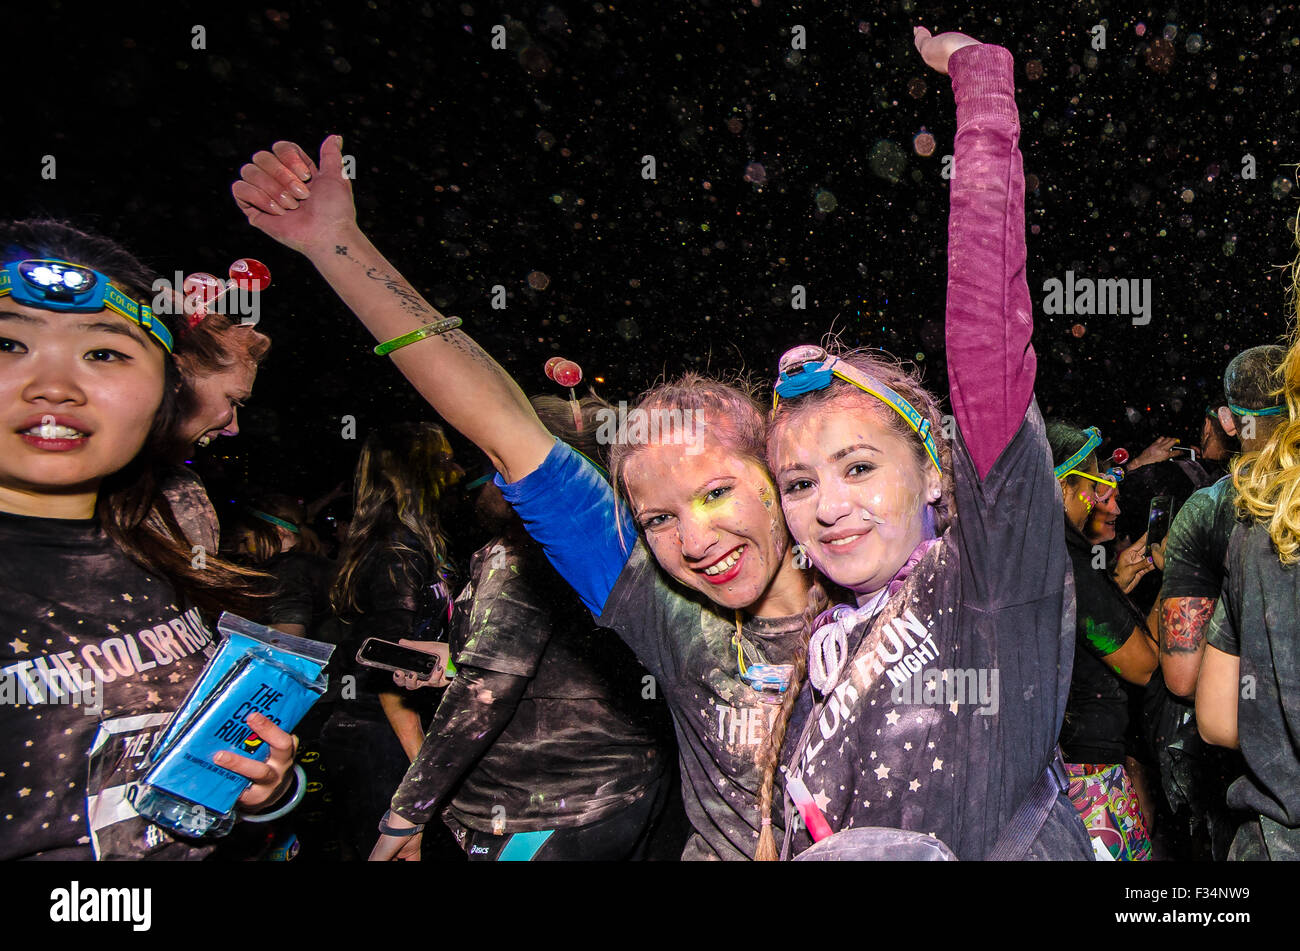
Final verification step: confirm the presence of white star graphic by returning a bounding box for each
[932,758,944,772]
[813,790,831,812]
[146,690,161,704]
[874,764,890,781]
[8,638,28,653]
[121,593,133,602]
[948,700,960,715]
[909,779,921,792]
[17,788,30,798]
[885,710,900,726]
[903,742,912,751]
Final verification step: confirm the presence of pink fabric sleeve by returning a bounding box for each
[944,43,1035,481]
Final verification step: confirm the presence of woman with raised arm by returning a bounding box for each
[759,29,1093,860]
[233,139,812,859]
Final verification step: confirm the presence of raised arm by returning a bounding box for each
[232,137,551,483]
[919,31,1035,479]
[233,138,634,613]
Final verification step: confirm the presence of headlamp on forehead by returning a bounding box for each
[0,258,173,352]
[773,344,942,473]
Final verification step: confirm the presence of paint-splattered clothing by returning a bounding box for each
[390,534,668,835]
[0,511,218,860]
[496,443,804,859]
[598,543,805,860]
[781,44,1090,860]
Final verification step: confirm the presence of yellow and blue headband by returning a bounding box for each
[1053,426,1103,479]
[773,345,941,472]
[0,259,173,353]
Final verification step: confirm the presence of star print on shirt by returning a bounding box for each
[909,779,921,792]
[8,638,28,653]
[813,790,831,812]
[885,709,900,726]
[932,758,944,772]
[121,594,133,602]
[146,691,161,704]
[874,764,890,781]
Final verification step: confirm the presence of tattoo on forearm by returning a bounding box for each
[335,245,348,255]
[1161,597,1215,653]
[362,265,433,319]
[440,329,502,374]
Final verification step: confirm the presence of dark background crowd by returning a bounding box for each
[6,0,1300,508]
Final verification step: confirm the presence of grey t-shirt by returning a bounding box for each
[1206,521,1300,831]
[598,544,805,860]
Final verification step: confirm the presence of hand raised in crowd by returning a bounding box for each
[912,25,981,74]
[232,136,358,256]
[1128,436,1182,471]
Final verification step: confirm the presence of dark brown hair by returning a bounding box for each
[331,422,460,615]
[0,219,272,618]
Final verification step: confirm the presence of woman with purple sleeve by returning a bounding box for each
[760,29,1093,860]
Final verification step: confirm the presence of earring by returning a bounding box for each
[792,544,812,569]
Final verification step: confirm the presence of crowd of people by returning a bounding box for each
[3,27,1299,862]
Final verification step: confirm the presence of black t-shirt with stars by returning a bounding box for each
[0,511,218,860]
[781,407,1091,860]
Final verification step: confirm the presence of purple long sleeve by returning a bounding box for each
[945,44,1035,481]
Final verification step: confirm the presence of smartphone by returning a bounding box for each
[356,637,447,678]
[1146,495,1173,551]
[1172,445,1198,461]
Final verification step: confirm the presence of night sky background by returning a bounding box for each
[7,1,1300,527]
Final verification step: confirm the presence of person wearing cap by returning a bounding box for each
[1160,345,1287,698]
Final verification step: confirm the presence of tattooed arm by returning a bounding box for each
[231,137,553,482]
[1159,596,1216,698]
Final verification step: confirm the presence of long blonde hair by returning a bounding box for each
[1233,211,1300,562]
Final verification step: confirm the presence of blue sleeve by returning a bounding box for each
[495,439,637,616]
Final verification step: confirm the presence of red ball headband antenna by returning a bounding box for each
[544,357,584,431]
[181,258,271,330]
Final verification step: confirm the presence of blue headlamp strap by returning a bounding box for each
[1227,402,1286,418]
[0,259,173,353]
[1053,426,1103,480]
[773,352,941,473]
[249,510,299,534]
